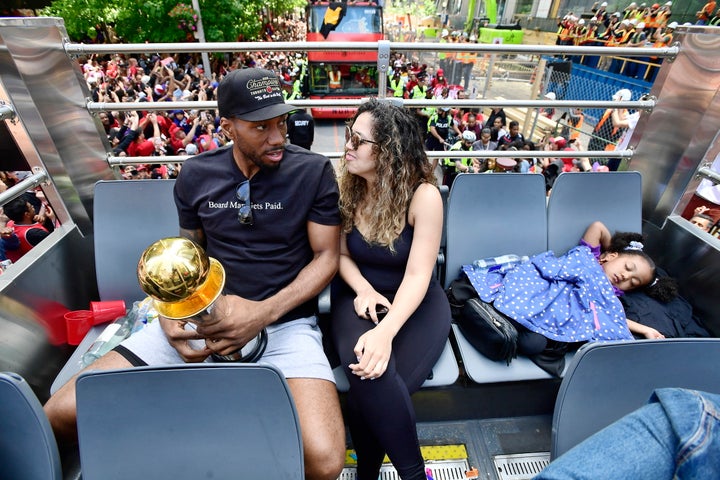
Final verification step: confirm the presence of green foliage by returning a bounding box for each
[41,0,117,41]
[385,0,436,19]
[40,0,304,43]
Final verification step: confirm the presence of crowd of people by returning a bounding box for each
[554,1,718,81]
[0,171,57,266]
[80,15,309,179]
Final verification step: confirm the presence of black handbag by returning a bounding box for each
[457,298,518,365]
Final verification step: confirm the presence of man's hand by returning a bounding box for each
[195,294,270,357]
[159,317,212,362]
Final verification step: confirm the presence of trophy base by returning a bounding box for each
[211,329,268,363]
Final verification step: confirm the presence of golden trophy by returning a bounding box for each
[137,237,266,362]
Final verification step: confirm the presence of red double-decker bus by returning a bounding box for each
[306,2,384,119]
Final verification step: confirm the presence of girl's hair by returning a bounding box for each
[338,98,436,252]
[607,231,678,302]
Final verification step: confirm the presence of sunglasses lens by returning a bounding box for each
[238,205,252,224]
[345,127,361,150]
[236,181,252,225]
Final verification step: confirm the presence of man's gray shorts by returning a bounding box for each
[119,315,335,383]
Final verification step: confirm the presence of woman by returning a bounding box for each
[331,99,452,480]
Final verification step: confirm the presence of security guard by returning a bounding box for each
[443,130,476,187]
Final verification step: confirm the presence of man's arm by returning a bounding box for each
[180,227,206,249]
[194,222,340,357]
[262,221,340,321]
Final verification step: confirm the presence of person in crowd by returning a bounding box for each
[286,108,315,151]
[472,128,497,152]
[466,221,677,362]
[44,68,346,480]
[689,207,714,232]
[444,130,477,187]
[0,182,20,262]
[425,107,453,172]
[461,112,483,138]
[488,116,508,143]
[535,388,720,480]
[331,98,451,480]
[541,92,557,119]
[485,107,506,134]
[497,120,525,148]
[471,128,497,173]
[696,0,716,24]
[559,107,584,143]
[2,195,55,263]
[588,89,631,170]
[430,68,448,95]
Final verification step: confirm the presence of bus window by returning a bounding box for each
[310,64,378,96]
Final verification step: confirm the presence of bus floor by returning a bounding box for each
[339,416,552,480]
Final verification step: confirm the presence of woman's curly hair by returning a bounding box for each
[608,231,678,303]
[338,98,436,252]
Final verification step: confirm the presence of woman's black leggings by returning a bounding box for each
[331,283,451,480]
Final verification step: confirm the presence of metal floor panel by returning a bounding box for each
[493,452,550,480]
[339,460,470,480]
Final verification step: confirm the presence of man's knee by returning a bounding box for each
[304,438,345,480]
[44,350,133,442]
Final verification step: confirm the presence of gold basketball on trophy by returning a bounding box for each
[137,237,226,320]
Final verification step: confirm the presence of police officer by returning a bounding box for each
[443,130,476,187]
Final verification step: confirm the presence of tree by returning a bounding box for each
[41,0,305,43]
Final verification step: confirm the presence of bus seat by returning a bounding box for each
[76,363,303,479]
[452,324,574,383]
[444,173,555,383]
[551,338,720,459]
[93,180,178,305]
[547,172,642,256]
[436,184,449,284]
[0,372,62,480]
[333,338,459,392]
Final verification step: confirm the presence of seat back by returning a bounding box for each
[76,363,304,480]
[547,172,642,255]
[0,372,62,480]
[552,338,720,459]
[444,174,553,384]
[444,173,548,289]
[93,180,179,304]
[437,184,450,283]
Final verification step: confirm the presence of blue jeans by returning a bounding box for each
[535,388,720,480]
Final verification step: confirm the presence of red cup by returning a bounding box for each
[90,300,126,325]
[65,310,94,345]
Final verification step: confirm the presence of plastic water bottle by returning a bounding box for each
[81,307,137,367]
[473,254,529,269]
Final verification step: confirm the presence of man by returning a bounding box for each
[426,107,453,174]
[3,195,53,263]
[287,108,315,150]
[44,68,346,480]
[443,130,476,187]
[689,211,714,232]
[497,120,525,148]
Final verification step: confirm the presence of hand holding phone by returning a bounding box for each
[364,305,389,322]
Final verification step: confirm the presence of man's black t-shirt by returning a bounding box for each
[174,144,340,323]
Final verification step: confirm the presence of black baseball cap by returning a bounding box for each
[217,68,296,121]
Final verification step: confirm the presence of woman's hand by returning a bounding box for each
[353,290,391,324]
[349,325,394,380]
